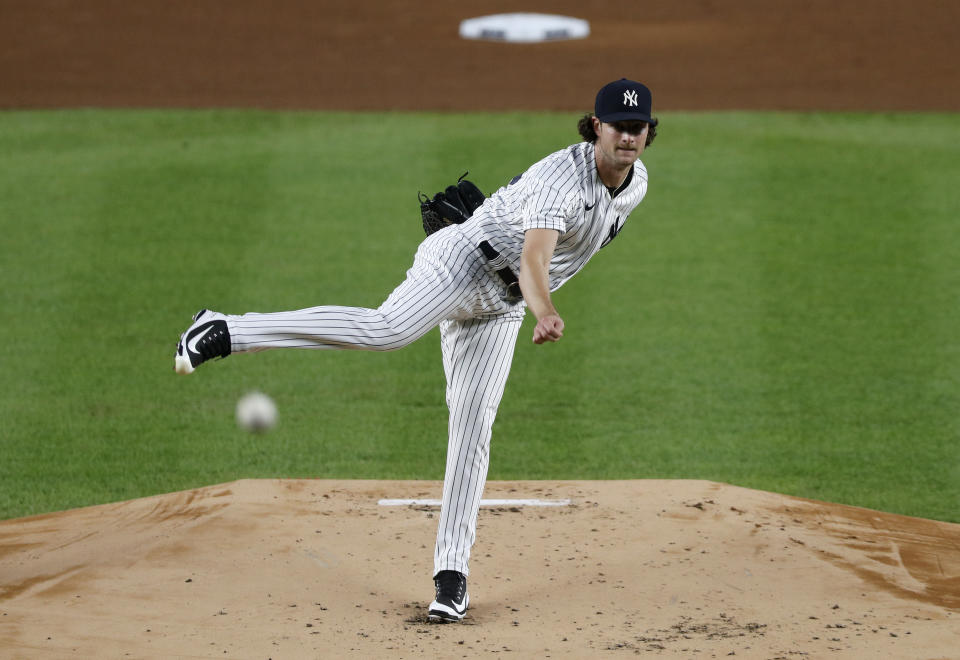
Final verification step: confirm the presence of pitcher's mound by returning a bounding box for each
[1,479,957,658]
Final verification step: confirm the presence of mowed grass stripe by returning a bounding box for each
[0,110,956,521]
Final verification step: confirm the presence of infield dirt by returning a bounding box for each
[1,1,958,658]
[2,0,959,111]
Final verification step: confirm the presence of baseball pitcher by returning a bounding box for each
[174,78,657,623]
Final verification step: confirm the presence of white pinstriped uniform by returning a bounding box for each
[225,140,647,577]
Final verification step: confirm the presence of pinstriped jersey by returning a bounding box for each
[459,141,648,293]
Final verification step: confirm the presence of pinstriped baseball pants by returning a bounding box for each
[225,226,525,577]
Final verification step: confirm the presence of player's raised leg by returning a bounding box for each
[173,229,489,372]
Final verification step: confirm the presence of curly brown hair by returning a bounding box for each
[577,113,658,147]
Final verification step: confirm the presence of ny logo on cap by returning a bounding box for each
[623,90,638,106]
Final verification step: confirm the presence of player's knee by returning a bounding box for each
[365,317,425,351]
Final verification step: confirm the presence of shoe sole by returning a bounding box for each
[174,353,194,375]
[427,594,469,623]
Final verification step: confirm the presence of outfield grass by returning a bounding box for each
[1,110,957,522]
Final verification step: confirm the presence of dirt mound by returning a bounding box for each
[1,479,957,658]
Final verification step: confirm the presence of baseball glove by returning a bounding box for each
[420,172,486,235]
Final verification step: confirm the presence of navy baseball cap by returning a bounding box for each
[595,78,656,125]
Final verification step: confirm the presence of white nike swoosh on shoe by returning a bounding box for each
[186,324,214,356]
[428,593,469,618]
[428,606,465,621]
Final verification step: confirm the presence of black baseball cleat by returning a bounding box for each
[174,309,231,375]
[428,570,469,623]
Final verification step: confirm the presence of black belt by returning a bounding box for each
[478,240,523,302]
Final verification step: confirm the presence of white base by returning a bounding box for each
[459,13,589,43]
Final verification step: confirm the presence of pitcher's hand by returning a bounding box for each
[533,314,564,344]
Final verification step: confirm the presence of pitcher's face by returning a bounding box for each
[593,117,648,171]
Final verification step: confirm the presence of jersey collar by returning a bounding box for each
[603,163,634,199]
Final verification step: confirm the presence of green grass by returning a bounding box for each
[1,110,957,522]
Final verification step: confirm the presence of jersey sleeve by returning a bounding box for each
[518,155,581,234]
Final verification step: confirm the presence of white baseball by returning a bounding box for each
[236,391,277,432]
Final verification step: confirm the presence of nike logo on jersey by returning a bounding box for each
[584,201,595,211]
[187,324,214,355]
